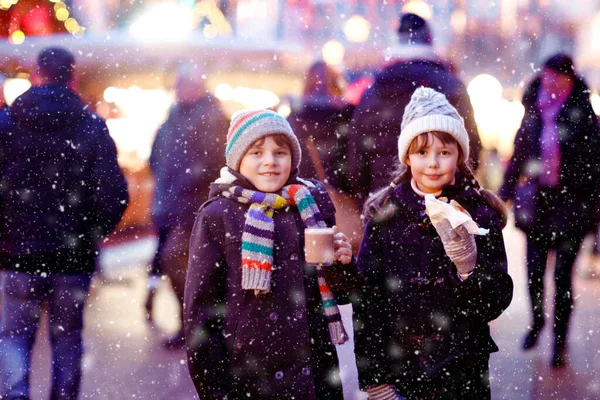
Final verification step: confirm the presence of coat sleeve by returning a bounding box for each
[579,104,600,222]
[172,107,228,227]
[454,84,481,170]
[346,93,374,201]
[498,114,536,201]
[289,113,319,181]
[451,210,513,323]
[184,204,231,399]
[149,109,173,174]
[88,120,129,240]
[173,106,228,197]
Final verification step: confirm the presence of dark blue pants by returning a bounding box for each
[0,271,92,400]
[526,232,585,346]
[150,226,171,276]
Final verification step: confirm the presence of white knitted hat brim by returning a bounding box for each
[397,114,470,164]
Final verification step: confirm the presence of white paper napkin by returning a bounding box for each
[424,194,489,235]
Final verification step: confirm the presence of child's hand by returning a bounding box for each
[333,226,352,265]
[432,218,477,276]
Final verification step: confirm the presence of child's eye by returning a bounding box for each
[277,151,289,156]
[417,150,427,155]
[440,150,450,155]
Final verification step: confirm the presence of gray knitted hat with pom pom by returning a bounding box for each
[398,87,469,164]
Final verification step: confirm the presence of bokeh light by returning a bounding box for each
[9,30,25,45]
[343,15,371,43]
[402,1,433,20]
[55,8,69,21]
[322,40,345,66]
[590,93,600,115]
[467,74,524,156]
[129,3,194,42]
[64,18,79,32]
[214,83,280,109]
[467,74,503,106]
[4,78,31,105]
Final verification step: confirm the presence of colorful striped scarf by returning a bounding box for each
[221,183,348,345]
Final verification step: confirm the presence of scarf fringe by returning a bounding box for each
[242,267,271,292]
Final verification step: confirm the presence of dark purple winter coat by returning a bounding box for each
[184,176,345,400]
[347,60,480,204]
[150,94,228,231]
[328,174,512,398]
[499,76,600,236]
[0,84,128,274]
[288,98,355,193]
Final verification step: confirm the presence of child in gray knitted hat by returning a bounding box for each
[338,87,513,399]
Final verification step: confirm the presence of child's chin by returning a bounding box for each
[256,182,285,193]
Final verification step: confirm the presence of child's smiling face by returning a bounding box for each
[407,132,459,194]
[239,135,292,193]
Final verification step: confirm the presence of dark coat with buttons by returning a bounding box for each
[328,175,513,399]
[184,175,345,400]
[499,76,600,236]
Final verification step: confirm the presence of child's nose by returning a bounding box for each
[428,155,439,168]
[263,152,277,165]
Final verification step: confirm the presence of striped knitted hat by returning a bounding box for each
[225,109,302,171]
[398,87,469,164]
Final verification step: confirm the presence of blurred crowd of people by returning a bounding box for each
[1,11,600,400]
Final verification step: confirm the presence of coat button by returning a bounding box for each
[235,342,243,350]
[295,311,303,320]
[269,312,278,321]
[301,367,311,376]
[275,371,284,380]
[290,253,299,261]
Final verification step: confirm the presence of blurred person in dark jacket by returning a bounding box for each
[0,47,128,400]
[287,62,363,250]
[149,63,228,348]
[499,54,600,368]
[347,13,480,206]
[288,61,354,192]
